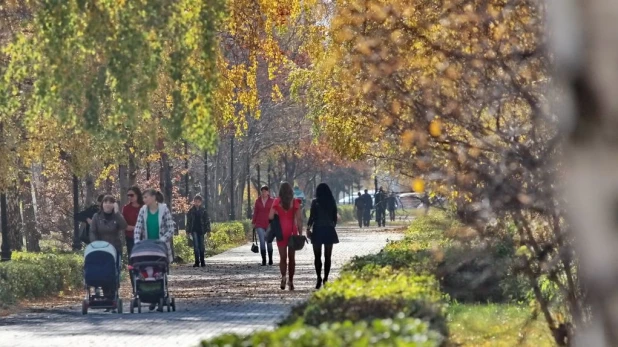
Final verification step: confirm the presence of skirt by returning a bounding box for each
[310,225,339,245]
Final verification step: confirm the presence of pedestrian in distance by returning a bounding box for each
[354,192,363,228]
[306,183,339,289]
[122,186,144,258]
[186,195,211,268]
[269,182,303,291]
[361,189,373,227]
[387,192,398,222]
[252,185,275,266]
[89,195,127,310]
[375,187,387,227]
[134,189,175,311]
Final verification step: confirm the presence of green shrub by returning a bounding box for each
[338,205,356,223]
[345,211,530,303]
[202,315,444,347]
[173,234,195,263]
[0,252,83,305]
[209,221,249,250]
[174,221,251,262]
[299,272,447,336]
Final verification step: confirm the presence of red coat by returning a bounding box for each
[122,203,141,238]
[252,197,274,229]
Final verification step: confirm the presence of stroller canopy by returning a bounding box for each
[85,241,117,261]
[131,240,168,260]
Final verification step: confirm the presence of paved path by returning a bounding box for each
[0,226,402,347]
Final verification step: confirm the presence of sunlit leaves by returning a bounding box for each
[1,0,224,150]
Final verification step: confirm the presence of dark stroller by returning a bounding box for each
[129,240,176,313]
[82,241,122,314]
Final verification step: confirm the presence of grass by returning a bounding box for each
[447,304,555,347]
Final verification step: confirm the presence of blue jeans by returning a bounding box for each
[192,232,205,263]
[256,228,273,253]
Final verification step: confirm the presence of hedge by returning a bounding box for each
[174,221,251,263]
[201,315,444,347]
[345,211,529,303]
[0,252,83,305]
[338,205,356,223]
[293,271,447,336]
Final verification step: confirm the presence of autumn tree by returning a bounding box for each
[293,0,576,345]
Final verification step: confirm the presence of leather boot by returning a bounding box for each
[261,250,267,266]
[268,250,273,265]
[200,250,206,267]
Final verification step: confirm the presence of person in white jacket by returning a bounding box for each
[133,189,175,311]
[134,189,175,261]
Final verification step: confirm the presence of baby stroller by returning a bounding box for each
[129,240,176,313]
[82,241,122,314]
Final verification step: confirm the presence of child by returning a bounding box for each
[186,195,211,267]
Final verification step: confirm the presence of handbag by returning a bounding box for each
[288,234,307,251]
[251,229,259,253]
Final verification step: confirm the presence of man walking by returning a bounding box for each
[354,192,364,228]
[387,192,398,222]
[361,189,373,227]
[186,195,211,267]
[374,187,387,227]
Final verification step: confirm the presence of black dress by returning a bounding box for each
[307,199,339,245]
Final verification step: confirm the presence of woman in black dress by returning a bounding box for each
[306,183,339,289]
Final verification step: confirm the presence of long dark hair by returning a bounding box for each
[128,186,144,205]
[279,182,294,210]
[315,183,336,211]
[143,189,165,203]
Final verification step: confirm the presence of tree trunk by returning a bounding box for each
[119,164,129,207]
[128,150,138,187]
[85,174,95,205]
[7,187,23,251]
[21,170,40,252]
[552,0,618,345]
[157,139,173,209]
[204,151,209,216]
[1,192,11,260]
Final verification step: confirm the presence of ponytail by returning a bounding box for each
[155,191,164,203]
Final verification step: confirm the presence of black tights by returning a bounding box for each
[313,244,333,281]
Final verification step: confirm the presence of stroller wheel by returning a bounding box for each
[137,299,142,313]
[81,300,88,315]
[117,299,123,314]
[171,298,176,312]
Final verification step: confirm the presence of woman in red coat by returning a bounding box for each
[269,182,303,291]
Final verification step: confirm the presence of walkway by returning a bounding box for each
[0,226,402,347]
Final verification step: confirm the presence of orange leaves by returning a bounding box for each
[412,178,425,193]
[429,119,442,137]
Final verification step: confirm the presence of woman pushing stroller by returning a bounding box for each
[133,189,175,311]
[88,195,127,312]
